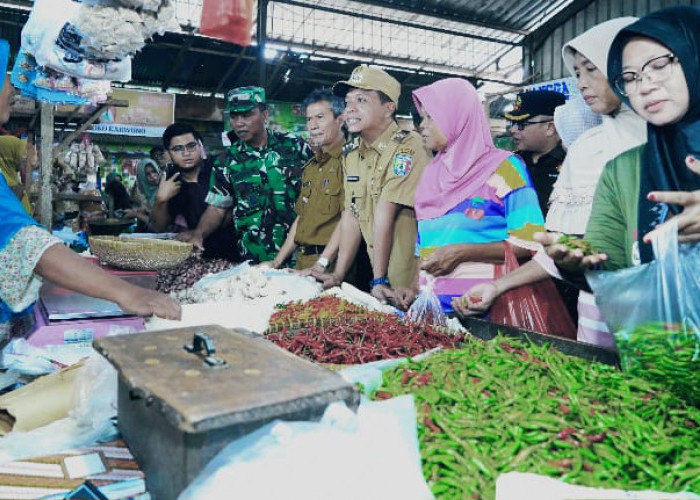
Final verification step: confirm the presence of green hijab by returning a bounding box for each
[608,6,700,262]
[136,158,160,206]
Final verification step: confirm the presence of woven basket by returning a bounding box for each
[89,236,193,271]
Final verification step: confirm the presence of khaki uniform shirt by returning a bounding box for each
[294,142,344,247]
[344,122,430,288]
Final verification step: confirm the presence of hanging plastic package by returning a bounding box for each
[407,271,447,327]
[11,52,90,105]
[587,220,700,406]
[200,0,255,47]
[20,0,132,82]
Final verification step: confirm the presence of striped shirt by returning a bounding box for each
[417,156,545,312]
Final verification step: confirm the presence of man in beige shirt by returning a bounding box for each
[313,65,430,304]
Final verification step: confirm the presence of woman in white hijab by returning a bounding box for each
[456,18,647,348]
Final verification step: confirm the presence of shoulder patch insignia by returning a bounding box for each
[342,138,359,156]
[392,153,413,176]
[392,129,411,144]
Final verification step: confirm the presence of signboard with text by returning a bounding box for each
[91,88,175,137]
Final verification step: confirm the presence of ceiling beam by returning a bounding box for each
[272,0,520,46]
[160,37,194,92]
[211,46,249,97]
[313,0,529,36]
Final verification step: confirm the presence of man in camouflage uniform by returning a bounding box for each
[180,86,312,262]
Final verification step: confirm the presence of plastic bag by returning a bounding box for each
[496,472,700,500]
[407,272,447,327]
[587,221,700,405]
[490,242,577,339]
[200,0,255,47]
[179,396,434,500]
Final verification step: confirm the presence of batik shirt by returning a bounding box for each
[206,129,312,262]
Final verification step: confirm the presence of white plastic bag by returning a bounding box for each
[178,396,434,500]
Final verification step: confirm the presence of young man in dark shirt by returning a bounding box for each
[151,123,237,261]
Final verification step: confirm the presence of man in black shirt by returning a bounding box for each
[151,123,237,261]
[505,90,566,218]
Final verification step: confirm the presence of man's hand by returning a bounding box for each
[392,286,417,311]
[117,287,181,320]
[644,190,700,243]
[371,284,396,305]
[534,232,607,273]
[308,270,342,290]
[259,260,281,269]
[297,262,326,276]
[155,171,181,203]
[420,244,466,276]
[176,230,204,251]
[453,282,500,317]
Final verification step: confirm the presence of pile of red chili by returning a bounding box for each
[267,296,375,333]
[266,308,463,364]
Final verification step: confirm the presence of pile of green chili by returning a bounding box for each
[373,336,700,499]
[615,322,700,406]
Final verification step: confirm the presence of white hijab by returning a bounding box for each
[546,17,647,234]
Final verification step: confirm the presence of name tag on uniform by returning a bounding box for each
[347,175,360,182]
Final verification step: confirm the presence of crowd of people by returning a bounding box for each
[2,5,700,348]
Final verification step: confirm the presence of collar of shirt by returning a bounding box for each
[359,121,399,155]
[519,141,566,168]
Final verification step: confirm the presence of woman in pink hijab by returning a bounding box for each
[409,78,545,313]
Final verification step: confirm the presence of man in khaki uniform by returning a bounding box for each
[314,65,430,304]
[265,87,346,271]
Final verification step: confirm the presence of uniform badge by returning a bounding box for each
[347,175,360,182]
[392,153,413,176]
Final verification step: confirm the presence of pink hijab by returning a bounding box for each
[412,78,511,220]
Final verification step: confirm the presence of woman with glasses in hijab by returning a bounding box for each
[537,6,700,280]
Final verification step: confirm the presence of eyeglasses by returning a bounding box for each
[613,53,678,96]
[169,142,199,155]
[508,120,552,131]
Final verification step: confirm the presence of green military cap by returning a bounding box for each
[225,86,266,113]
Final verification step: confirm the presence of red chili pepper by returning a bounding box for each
[557,426,577,439]
[559,403,571,415]
[424,417,441,433]
[374,391,393,400]
[585,432,607,443]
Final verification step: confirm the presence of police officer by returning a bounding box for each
[313,65,430,304]
[179,86,312,262]
[265,88,346,271]
[505,90,566,217]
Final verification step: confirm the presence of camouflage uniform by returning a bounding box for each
[206,130,312,262]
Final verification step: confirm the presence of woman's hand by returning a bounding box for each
[420,244,467,276]
[453,282,501,317]
[534,232,607,273]
[644,190,700,243]
[117,287,182,320]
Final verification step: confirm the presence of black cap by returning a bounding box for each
[505,90,566,121]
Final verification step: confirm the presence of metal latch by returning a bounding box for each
[183,332,228,368]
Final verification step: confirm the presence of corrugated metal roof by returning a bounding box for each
[0,0,587,108]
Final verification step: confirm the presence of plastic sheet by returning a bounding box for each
[588,221,700,405]
[200,0,255,46]
[179,396,434,500]
[0,353,118,463]
[496,472,700,500]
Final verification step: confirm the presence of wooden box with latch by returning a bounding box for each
[94,325,360,500]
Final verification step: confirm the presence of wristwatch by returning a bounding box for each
[317,256,330,269]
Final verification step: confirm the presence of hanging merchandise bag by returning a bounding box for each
[407,271,447,327]
[587,221,700,406]
[200,0,255,47]
[489,241,577,339]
